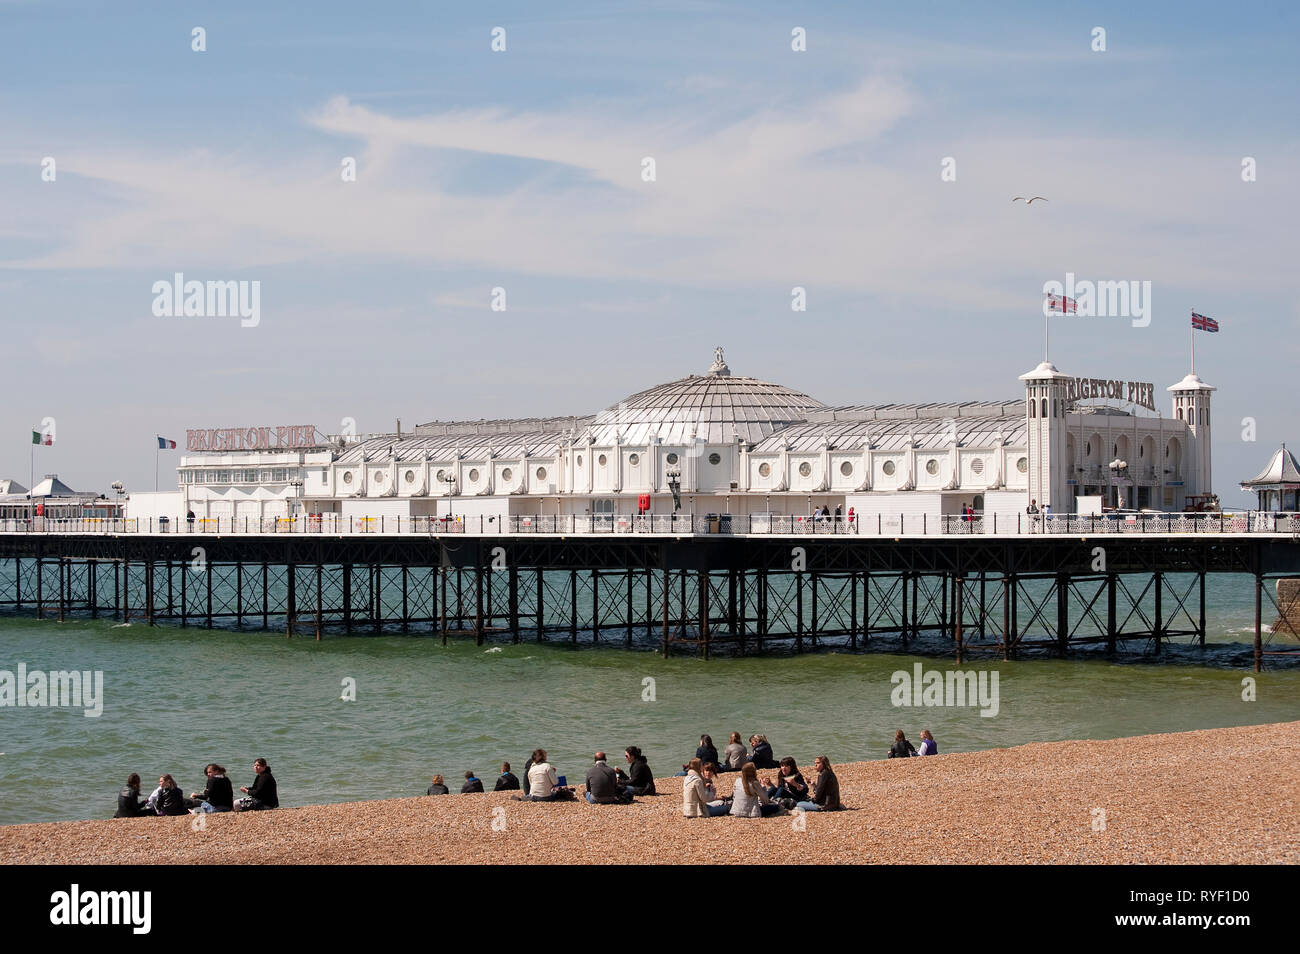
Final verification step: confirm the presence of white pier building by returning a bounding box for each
[168,349,1212,527]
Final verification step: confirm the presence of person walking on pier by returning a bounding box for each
[796,756,842,812]
[427,774,450,796]
[1026,499,1040,533]
[237,758,279,811]
[918,730,939,756]
[493,762,520,791]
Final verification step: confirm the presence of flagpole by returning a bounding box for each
[1190,309,1195,375]
[155,440,160,492]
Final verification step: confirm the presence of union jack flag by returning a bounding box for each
[1191,311,1219,332]
[1046,293,1077,314]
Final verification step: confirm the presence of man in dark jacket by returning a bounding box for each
[620,746,656,797]
[238,758,278,810]
[154,775,187,816]
[115,774,147,818]
[461,771,485,794]
[493,762,520,791]
[584,752,626,804]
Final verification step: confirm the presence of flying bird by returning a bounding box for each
[1012,196,1049,204]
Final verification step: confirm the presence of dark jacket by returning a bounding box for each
[625,758,656,796]
[750,741,777,768]
[888,740,917,759]
[155,786,187,816]
[247,770,279,808]
[198,775,234,811]
[811,769,841,810]
[461,776,485,794]
[584,762,623,804]
[115,785,146,818]
[773,770,808,801]
[695,743,719,766]
[493,772,520,791]
[426,783,450,795]
[521,759,534,797]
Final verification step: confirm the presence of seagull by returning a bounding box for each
[1012,196,1049,204]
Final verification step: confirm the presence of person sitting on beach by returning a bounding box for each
[237,758,279,811]
[520,748,573,801]
[887,730,918,759]
[461,771,485,794]
[682,759,728,818]
[493,762,520,791]
[795,756,842,812]
[427,774,450,795]
[749,734,778,769]
[731,763,783,818]
[764,757,809,807]
[701,763,731,816]
[696,734,719,766]
[189,763,234,813]
[722,731,749,772]
[154,774,188,816]
[918,730,939,756]
[585,752,627,805]
[619,746,656,798]
[115,773,147,818]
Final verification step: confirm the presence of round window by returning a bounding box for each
[435,469,446,481]
[882,460,896,476]
[708,453,721,466]
[598,454,607,466]
[468,468,480,482]
[925,459,938,476]
[839,461,853,477]
[628,453,639,466]
[798,462,812,477]
[971,458,984,475]
[1017,457,1028,474]
[536,466,547,480]
[501,467,512,481]
[758,462,771,478]
[577,455,583,466]
[666,453,679,465]
[342,471,353,484]
[404,470,415,483]
[373,471,385,483]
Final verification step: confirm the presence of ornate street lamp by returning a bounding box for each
[665,466,682,512]
[442,473,457,520]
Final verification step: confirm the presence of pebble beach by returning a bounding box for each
[4,721,1296,865]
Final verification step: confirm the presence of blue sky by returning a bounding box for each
[1,0,1296,504]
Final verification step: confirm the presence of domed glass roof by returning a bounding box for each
[585,348,824,445]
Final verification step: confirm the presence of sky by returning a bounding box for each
[1,0,1296,505]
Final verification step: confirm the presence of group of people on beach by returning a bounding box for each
[114,759,278,817]
[422,729,940,818]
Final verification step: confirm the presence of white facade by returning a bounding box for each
[173,350,1212,520]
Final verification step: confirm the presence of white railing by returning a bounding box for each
[1,512,1297,537]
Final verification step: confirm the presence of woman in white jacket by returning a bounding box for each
[682,759,728,817]
[730,763,782,818]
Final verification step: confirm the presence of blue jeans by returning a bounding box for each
[707,802,730,817]
[585,791,596,804]
[795,801,822,812]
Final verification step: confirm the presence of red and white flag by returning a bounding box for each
[1046,293,1078,314]
[1191,311,1219,333]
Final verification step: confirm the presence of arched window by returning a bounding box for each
[1029,399,1036,419]
[1041,398,1047,418]
[1177,408,1183,421]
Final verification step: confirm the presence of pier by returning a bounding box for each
[3,521,1299,671]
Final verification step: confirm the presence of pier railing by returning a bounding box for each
[2,512,1298,537]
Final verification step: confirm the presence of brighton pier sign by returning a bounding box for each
[186,425,320,452]
[1065,377,1157,411]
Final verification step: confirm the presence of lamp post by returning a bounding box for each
[665,466,681,512]
[288,477,304,522]
[111,481,125,524]
[442,473,457,520]
[1108,458,1128,509]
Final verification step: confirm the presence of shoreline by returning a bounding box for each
[3,722,1297,864]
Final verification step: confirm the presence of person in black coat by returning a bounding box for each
[238,758,279,810]
[189,763,234,812]
[694,734,719,766]
[426,774,450,795]
[461,771,485,794]
[493,762,520,791]
[154,774,187,816]
[115,774,147,818]
[887,730,918,758]
[619,746,656,797]
[749,735,778,769]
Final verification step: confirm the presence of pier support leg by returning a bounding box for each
[1056,572,1069,657]
[475,562,484,646]
[510,566,520,644]
[343,563,353,634]
[36,557,43,620]
[591,569,599,645]
[1001,574,1011,660]
[401,564,409,634]
[795,571,804,653]
[145,558,153,626]
[954,575,964,663]
[625,570,634,649]
[570,569,578,643]
[1153,570,1163,655]
[205,559,213,629]
[1107,572,1117,655]
[181,559,188,627]
[699,570,710,660]
[535,566,544,643]
[236,562,243,629]
[660,567,670,657]
[286,563,296,638]
[316,564,323,640]
[1198,568,1207,648]
[1254,573,1263,673]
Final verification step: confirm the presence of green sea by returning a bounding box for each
[0,571,1297,826]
